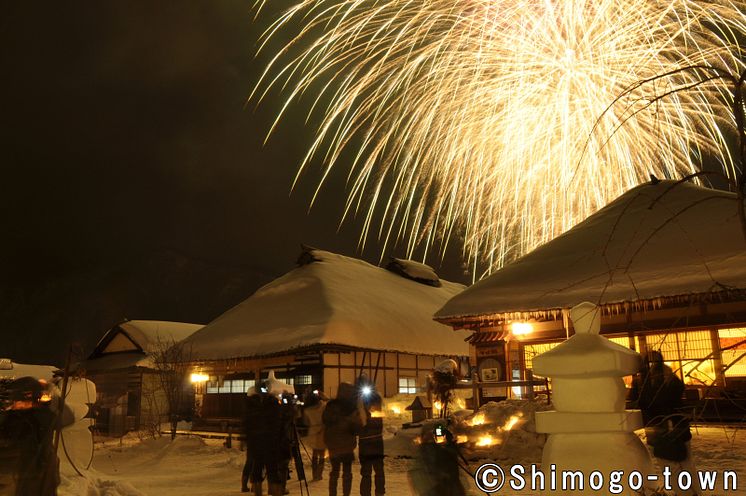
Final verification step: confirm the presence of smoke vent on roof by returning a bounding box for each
[386,258,441,287]
[297,244,322,266]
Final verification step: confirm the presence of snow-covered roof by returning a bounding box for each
[83,320,203,372]
[183,249,470,360]
[0,361,57,381]
[436,180,746,323]
[114,320,203,353]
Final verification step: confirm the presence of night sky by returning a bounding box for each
[0,2,469,366]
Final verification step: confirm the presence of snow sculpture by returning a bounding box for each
[533,302,654,495]
[247,370,295,397]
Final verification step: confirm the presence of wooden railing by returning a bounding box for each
[452,370,550,409]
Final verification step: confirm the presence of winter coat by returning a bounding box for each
[630,362,685,425]
[358,409,384,459]
[409,440,465,496]
[243,393,283,462]
[630,362,692,461]
[322,383,365,458]
[302,401,327,451]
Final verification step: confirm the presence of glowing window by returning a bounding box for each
[523,342,560,376]
[295,375,313,385]
[720,328,746,378]
[642,330,716,385]
[398,377,417,394]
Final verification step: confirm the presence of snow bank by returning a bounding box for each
[55,424,746,495]
[381,398,548,463]
[59,468,145,496]
[452,399,550,463]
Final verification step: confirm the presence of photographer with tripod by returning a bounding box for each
[279,392,304,495]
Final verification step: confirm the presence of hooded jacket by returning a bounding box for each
[322,383,365,457]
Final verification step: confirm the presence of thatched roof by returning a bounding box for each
[435,180,746,325]
[183,249,470,361]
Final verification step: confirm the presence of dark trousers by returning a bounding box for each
[360,455,385,496]
[312,448,326,480]
[279,457,291,490]
[328,453,353,496]
[242,450,254,488]
[243,451,281,485]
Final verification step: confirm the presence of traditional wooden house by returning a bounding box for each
[80,320,203,436]
[435,179,746,411]
[182,248,471,422]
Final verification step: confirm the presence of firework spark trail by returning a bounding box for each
[252,0,746,278]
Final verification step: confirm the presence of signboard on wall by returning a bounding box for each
[476,340,507,398]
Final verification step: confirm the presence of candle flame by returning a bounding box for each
[476,434,496,447]
[503,415,521,431]
[468,413,486,426]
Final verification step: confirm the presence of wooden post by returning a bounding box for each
[526,369,535,400]
[709,329,727,388]
[505,340,513,399]
[472,371,480,411]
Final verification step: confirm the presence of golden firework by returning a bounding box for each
[252,0,745,276]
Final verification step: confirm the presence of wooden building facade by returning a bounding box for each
[191,346,467,420]
[80,320,203,436]
[435,180,746,411]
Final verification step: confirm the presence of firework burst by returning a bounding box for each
[252,0,746,277]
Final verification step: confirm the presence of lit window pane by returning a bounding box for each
[398,377,417,394]
[523,342,560,376]
[295,375,312,385]
[720,328,746,377]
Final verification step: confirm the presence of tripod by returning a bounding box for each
[290,421,311,496]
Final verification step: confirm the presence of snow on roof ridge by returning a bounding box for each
[116,320,204,352]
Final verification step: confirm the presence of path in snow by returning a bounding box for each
[60,426,746,496]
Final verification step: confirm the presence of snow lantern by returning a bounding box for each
[533,302,654,495]
[405,396,433,423]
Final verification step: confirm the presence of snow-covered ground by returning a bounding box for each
[59,404,746,496]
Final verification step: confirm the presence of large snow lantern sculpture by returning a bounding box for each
[533,302,654,495]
